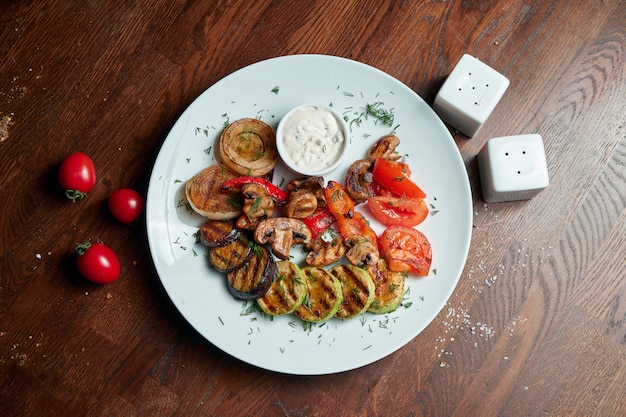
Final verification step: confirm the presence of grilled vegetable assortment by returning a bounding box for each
[187,117,433,322]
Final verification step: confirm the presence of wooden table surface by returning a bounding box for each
[1,1,624,416]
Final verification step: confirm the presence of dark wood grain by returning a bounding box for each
[1,1,624,416]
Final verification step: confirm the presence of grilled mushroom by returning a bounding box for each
[345,235,379,266]
[345,159,374,203]
[284,189,318,219]
[287,176,326,207]
[305,236,346,267]
[241,182,275,220]
[367,134,401,162]
[253,217,312,260]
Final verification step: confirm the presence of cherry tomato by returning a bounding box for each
[58,152,96,202]
[368,196,429,227]
[371,179,396,197]
[76,242,120,284]
[372,157,426,199]
[108,188,145,223]
[380,226,432,276]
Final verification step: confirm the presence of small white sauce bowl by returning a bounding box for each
[276,103,350,177]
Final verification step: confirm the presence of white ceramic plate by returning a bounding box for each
[146,54,472,375]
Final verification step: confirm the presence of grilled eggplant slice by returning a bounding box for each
[257,260,307,315]
[366,258,406,314]
[295,266,343,322]
[209,235,253,272]
[330,264,376,319]
[227,244,276,300]
[200,219,239,247]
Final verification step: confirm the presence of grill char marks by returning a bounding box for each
[295,266,343,322]
[257,260,307,316]
[209,235,253,272]
[227,245,276,300]
[330,264,376,318]
[366,259,406,314]
[200,219,240,247]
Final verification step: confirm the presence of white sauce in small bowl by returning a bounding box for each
[277,104,348,176]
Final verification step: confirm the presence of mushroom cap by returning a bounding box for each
[254,217,312,260]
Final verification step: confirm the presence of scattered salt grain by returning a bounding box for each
[505,317,528,336]
[435,303,497,365]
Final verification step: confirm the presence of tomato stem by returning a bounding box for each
[75,241,92,255]
[65,189,88,203]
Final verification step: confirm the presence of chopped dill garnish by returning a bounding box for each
[364,102,395,127]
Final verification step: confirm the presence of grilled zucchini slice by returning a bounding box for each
[329,264,376,318]
[257,261,307,315]
[226,244,276,300]
[366,259,406,314]
[295,266,343,322]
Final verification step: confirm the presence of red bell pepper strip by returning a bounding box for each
[221,176,288,204]
[302,207,336,239]
[325,180,378,246]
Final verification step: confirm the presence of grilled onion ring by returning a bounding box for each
[219,118,278,176]
[185,164,242,220]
